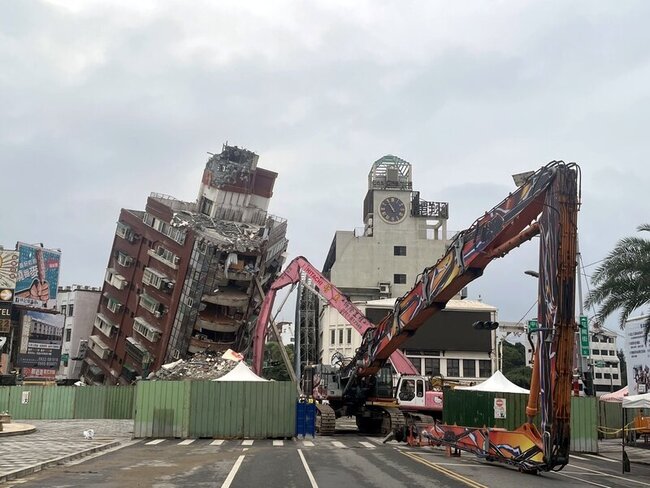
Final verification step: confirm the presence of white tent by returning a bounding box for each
[213,361,268,382]
[622,392,650,409]
[600,385,628,403]
[455,370,530,394]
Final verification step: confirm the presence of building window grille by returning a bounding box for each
[200,197,214,216]
[142,267,168,290]
[463,359,476,378]
[133,317,161,342]
[478,360,491,378]
[394,246,407,256]
[65,329,72,342]
[394,274,407,284]
[424,358,440,376]
[447,359,460,377]
[139,293,161,314]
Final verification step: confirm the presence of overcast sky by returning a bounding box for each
[3,1,649,335]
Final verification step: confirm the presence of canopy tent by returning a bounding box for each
[213,361,268,382]
[600,385,628,403]
[455,370,530,394]
[622,392,650,409]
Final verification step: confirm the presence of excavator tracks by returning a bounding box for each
[357,406,406,436]
[315,403,336,436]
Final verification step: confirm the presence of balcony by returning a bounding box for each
[133,316,162,343]
[147,248,179,270]
[115,221,137,243]
[94,313,118,338]
[195,311,240,334]
[88,335,112,360]
[201,289,250,308]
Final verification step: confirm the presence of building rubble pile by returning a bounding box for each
[149,352,237,381]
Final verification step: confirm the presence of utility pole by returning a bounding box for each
[294,281,302,382]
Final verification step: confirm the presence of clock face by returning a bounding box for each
[379,197,406,223]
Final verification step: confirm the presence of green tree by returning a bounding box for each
[585,224,650,340]
[262,342,295,381]
[501,342,532,389]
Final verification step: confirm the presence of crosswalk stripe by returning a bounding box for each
[331,441,347,448]
[210,439,225,446]
[273,440,283,446]
[242,440,254,446]
[570,454,589,461]
[359,441,375,448]
[178,439,195,445]
[302,440,315,447]
[145,439,165,445]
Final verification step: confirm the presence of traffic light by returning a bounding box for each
[472,321,500,330]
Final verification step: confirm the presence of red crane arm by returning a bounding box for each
[251,256,418,375]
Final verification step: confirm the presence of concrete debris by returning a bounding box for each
[150,352,237,381]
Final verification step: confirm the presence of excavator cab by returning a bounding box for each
[375,364,394,399]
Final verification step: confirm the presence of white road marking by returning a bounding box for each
[302,440,315,447]
[582,453,618,463]
[210,439,225,446]
[178,439,195,445]
[359,441,375,449]
[273,440,283,446]
[555,472,613,488]
[145,439,165,445]
[331,441,347,448]
[570,454,590,461]
[221,454,245,488]
[297,449,319,488]
[571,464,650,486]
[242,440,254,446]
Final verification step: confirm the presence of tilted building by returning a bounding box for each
[82,145,288,385]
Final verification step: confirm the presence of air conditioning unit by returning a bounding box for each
[166,281,174,290]
[154,311,162,318]
[379,283,391,294]
[173,256,180,265]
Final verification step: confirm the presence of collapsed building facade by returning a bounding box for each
[81,145,288,385]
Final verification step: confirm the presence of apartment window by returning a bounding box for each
[595,373,602,379]
[613,374,619,380]
[339,329,344,345]
[592,349,598,355]
[65,329,72,342]
[609,350,616,356]
[116,221,135,242]
[200,197,214,216]
[394,274,407,284]
[68,304,74,317]
[106,297,122,314]
[447,359,460,377]
[479,360,491,378]
[463,359,476,378]
[331,330,336,345]
[139,293,161,314]
[347,328,352,344]
[424,358,440,376]
[61,305,67,316]
[133,317,161,342]
[116,251,133,267]
[394,246,407,256]
[142,267,168,290]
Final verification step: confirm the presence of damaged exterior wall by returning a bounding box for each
[81,144,288,385]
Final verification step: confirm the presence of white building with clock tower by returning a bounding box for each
[316,155,498,383]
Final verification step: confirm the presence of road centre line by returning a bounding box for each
[298,449,319,488]
[221,454,245,488]
[400,450,488,488]
[582,453,618,463]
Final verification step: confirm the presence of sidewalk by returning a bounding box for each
[598,438,650,465]
[0,419,134,483]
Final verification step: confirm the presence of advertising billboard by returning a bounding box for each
[0,250,18,289]
[625,314,650,395]
[14,243,61,310]
[16,310,64,370]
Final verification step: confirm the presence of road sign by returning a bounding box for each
[528,319,538,332]
[579,315,589,356]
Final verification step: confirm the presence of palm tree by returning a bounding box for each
[585,224,650,340]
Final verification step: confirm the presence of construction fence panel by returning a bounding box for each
[0,387,10,413]
[187,381,296,439]
[8,386,44,420]
[571,396,599,453]
[74,386,108,419]
[598,401,623,439]
[41,387,75,419]
[134,381,190,438]
[104,386,135,419]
